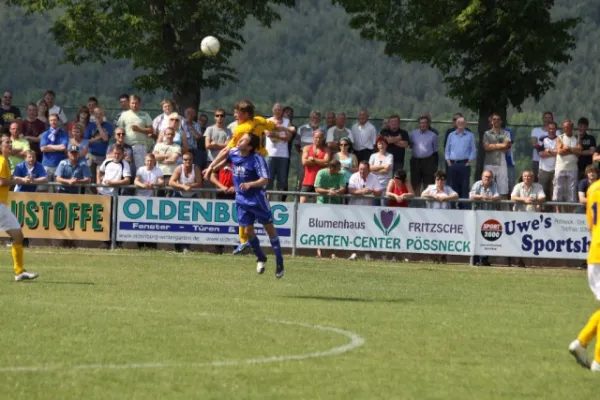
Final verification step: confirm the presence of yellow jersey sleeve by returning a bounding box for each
[0,157,10,180]
[586,180,600,263]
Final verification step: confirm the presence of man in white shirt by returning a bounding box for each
[554,120,582,210]
[350,109,377,163]
[348,161,382,206]
[43,90,68,125]
[326,112,351,154]
[134,153,164,197]
[265,103,294,196]
[97,145,132,196]
[537,121,559,202]
[531,111,558,180]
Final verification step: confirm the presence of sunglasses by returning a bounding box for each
[115,133,124,136]
[215,114,225,118]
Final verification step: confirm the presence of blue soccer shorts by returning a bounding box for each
[237,203,273,227]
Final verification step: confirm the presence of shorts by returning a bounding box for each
[484,164,508,195]
[588,264,600,301]
[237,203,273,227]
[301,185,315,193]
[0,203,21,232]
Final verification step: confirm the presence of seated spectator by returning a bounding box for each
[314,160,346,205]
[40,114,69,186]
[134,153,164,197]
[334,137,358,186]
[326,112,351,154]
[511,170,545,212]
[153,127,181,194]
[369,137,393,206]
[97,145,132,196]
[470,170,501,266]
[69,123,89,159]
[55,146,92,194]
[300,130,330,203]
[386,170,414,207]
[7,122,30,174]
[421,170,458,209]
[577,165,598,214]
[348,161,382,206]
[13,150,48,192]
[169,153,203,253]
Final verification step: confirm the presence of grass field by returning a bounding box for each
[1,248,599,399]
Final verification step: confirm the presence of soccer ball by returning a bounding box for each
[201,36,220,56]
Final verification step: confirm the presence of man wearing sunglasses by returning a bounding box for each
[205,108,232,164]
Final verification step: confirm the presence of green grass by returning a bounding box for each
[1,248,599,399]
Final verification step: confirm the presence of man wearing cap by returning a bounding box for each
[55,145,92,194]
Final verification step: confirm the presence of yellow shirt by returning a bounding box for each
[227,116,275,156]
[0,156,10,205]
[586,180,600,263]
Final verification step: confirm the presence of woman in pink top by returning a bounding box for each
[300,130,330,203]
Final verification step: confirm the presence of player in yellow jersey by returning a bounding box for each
[203,100,294,255]
[569,177,600,370]
[0,136,38,281]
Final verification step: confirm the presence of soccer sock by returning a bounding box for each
[577,309,600,347]
[239,226,247,244]
[270,236,284,265]
[595,319,600,364]
[11,244,24,275]
[249,237,266,262]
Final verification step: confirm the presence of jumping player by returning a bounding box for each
[0,136,38,281]
[212,132,285,278]
[569,177,600,370]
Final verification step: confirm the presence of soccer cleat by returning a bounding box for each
[349,253,357,261]
[592,361,600,371]
[14,271,39,281]
[569,340,590,368]
[275,264,285,279]
[257,261,266,275]
[233,242,250,255]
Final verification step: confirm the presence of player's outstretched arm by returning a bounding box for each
[204,146,231,180]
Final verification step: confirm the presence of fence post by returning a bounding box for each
[110,190,118,250]
[291,193,299,257]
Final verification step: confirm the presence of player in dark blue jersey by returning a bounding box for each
[214,132,285,278]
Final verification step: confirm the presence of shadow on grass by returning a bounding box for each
[282,295,412,303]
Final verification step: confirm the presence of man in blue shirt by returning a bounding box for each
[13,150,48,192]
[55,145,92,194]
[445,117,476,209]
[40,113,69,186]
[85,107,114,190]
[215,125,285,279]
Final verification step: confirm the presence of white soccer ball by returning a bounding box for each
[201,36,220,56]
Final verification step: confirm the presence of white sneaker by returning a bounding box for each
[15,271,39,281]
[592,361,600,371]
[256,261,265,274]
[365,253,372,261]
[569,340,590,368]
[349,253,357,261]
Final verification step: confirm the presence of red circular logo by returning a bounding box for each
[481,219,502,242]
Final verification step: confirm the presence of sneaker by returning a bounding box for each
[233,242,250,255]
[275,264,285,279]
[349,253,358,261]
[15,271,39,281]
[592,361,600,371]
[257,260,266,274]
[569,340,590,368]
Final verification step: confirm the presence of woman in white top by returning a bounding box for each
[369,137,394,206]
[152,99,175,137]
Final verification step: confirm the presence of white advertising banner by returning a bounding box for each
[474,211,590,259]
[296,204,476,255]
[116,196,294,247]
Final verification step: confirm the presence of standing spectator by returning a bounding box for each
[69,123,89,159]
[182,107,204,169]
[350,109,377,163]
[153,127,181,194]
[531,111,556,180]
[578,165,598,214]
[334,137,358,186]
[116,95,155,170]
[37,99,49,127]
[504,123,516,191]
[157,113,189,156]
[348,161,382,206]
[97,145,132,196]
[134,153,164,250]
[87,97,100,123]
[379,114,409,173]
[152,99,175,137]
[198,114,209,133]
[7,122,30,174]
[113,93,129,126]
[443,113,471,149]
[386,170,415,207]
[85,107,113,191]
[205,109,232,164]
[55,146,92,194]
[421,170,458,210]
[107,128,135,173]
[369,137,394,205]
[43,90,68,125]
[470,170,501,266]
[445,116,476,208]
[554,120,581,210]
[40,114,69,185]
[577,117,596,180]
[409,116,438,196]
[22,103,47,162]
[227,108,239,132]
[169,153,203,253]
[300,130,330,203]
[325,111,336,131]
[314,160,346,205]
[66,106,91,136]
[482,113,511,198]
[0,91,20,124]
[295,110,324,188]
[282,106,297,202]
[537,121,558,203]
[13,150,48,193]
[266,103,294,198]
[511,170,546,212]
[326,112,351,154]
